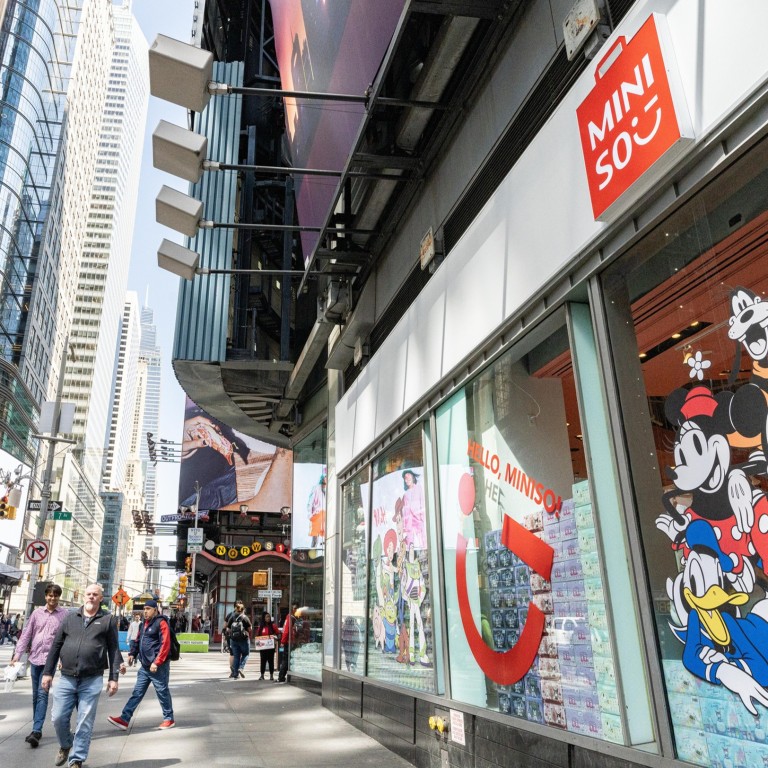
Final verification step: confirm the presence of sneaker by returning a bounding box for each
[25,731,41,748]
[239,670,245,678]
[158,719,175,730]
[107,715,129,730]
[258,674,264,680]
[54,747,70,767]
[269,674,274,680]
[69,762,82,768]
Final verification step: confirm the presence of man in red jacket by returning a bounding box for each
[106,600,175,731]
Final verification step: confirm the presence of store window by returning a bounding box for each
[436,315,624,742]
[602,136,768,765]
[290,424,326,679]
[340,467,370,674]
[366,427,437,692]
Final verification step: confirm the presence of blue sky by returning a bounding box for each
[128,0,196,534]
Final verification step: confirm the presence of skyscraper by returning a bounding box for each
[62,0,149,491]
[0,0,82,463]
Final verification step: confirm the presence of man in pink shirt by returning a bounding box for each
[12,583,67,748]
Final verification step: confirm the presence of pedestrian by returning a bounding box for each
[255,612,279,680]
[107,599,175,732]
[202,616,211,635]
[126,612,141,663]
[41,583,121,768]
[277,604,298,683]
[191,614,201,632]
[225,600,251,679]
[11,583,67,748]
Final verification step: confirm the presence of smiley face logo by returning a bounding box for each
[456,472,554,685]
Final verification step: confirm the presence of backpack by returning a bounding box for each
[158,616,181,661]
[229,615,247,641]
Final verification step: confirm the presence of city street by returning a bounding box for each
[0,644,411,768]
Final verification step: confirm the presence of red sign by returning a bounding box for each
[576,14,692,221]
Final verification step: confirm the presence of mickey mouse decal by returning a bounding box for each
[660,286,768,712]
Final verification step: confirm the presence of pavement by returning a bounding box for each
[0,643,412,768]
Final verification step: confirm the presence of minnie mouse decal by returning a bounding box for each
[659,286,768,711]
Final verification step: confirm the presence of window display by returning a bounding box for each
[340,468,370,674]
[366,428,437,692]
[290,426,326,679]
[602,137,768,765]
[436,321,624,742]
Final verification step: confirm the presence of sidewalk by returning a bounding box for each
[0,643,412,768]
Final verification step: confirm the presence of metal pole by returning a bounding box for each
[26,335,71,618]
[188,481,201,627]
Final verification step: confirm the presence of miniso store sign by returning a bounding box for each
[576,13,694,221]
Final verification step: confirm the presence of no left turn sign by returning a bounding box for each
[25,539,50,564]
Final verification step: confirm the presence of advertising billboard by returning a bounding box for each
[269,0,406,261]
[179,398,292,512]
[291,461,326,550]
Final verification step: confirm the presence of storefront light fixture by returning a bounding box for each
[153,120,403,185]
[155,186,374,239]
[157,239,306,281]
[149,34,369,115]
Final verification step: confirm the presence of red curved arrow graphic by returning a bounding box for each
[456,514,554,685]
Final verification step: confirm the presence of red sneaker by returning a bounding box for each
[107,716,129,730]
[158,720,176,730]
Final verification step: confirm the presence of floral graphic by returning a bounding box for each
[687,350,711,380]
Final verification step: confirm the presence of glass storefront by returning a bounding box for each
[366,428,437,692]
[340,467,370,673]
[290,425,326,679]
[435,315,623,742]
[603,135,768,765]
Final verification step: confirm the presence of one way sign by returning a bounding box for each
[27,499,63,513]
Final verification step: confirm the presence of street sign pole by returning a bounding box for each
[26,336,76,620]
[188,481,201,628]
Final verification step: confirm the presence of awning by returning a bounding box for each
[0,561,24,585]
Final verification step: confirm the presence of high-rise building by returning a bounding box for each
[0,0,82,463]
[62,0,149,490]
[104,293,141,492]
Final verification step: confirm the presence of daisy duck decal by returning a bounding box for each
[659,287,768,712]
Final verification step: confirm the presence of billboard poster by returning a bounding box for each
[179,398,292,512]
[268,0,406,261]
[292,461,326,550]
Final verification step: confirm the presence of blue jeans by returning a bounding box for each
[29,663,50,732]
[230,638,250,675]
[121,663,173,721]
[51,674,104,765]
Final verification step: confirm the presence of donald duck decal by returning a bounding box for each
[659,287,768,713]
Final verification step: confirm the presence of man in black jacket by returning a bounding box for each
[42,584,120,768]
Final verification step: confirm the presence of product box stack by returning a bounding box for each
[664,658,768,767]
[572,479,624,744]
[485,514,547,725]
[542,493,601,739]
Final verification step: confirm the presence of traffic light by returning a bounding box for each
[0,496,8,518]
[184,556,192,573]
[178,575,188,595]
[5,505,16,520]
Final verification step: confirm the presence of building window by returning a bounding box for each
[340,467,370,674]
[602,135,768,765]
[435,313,623,741]
[367,426,437,692]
